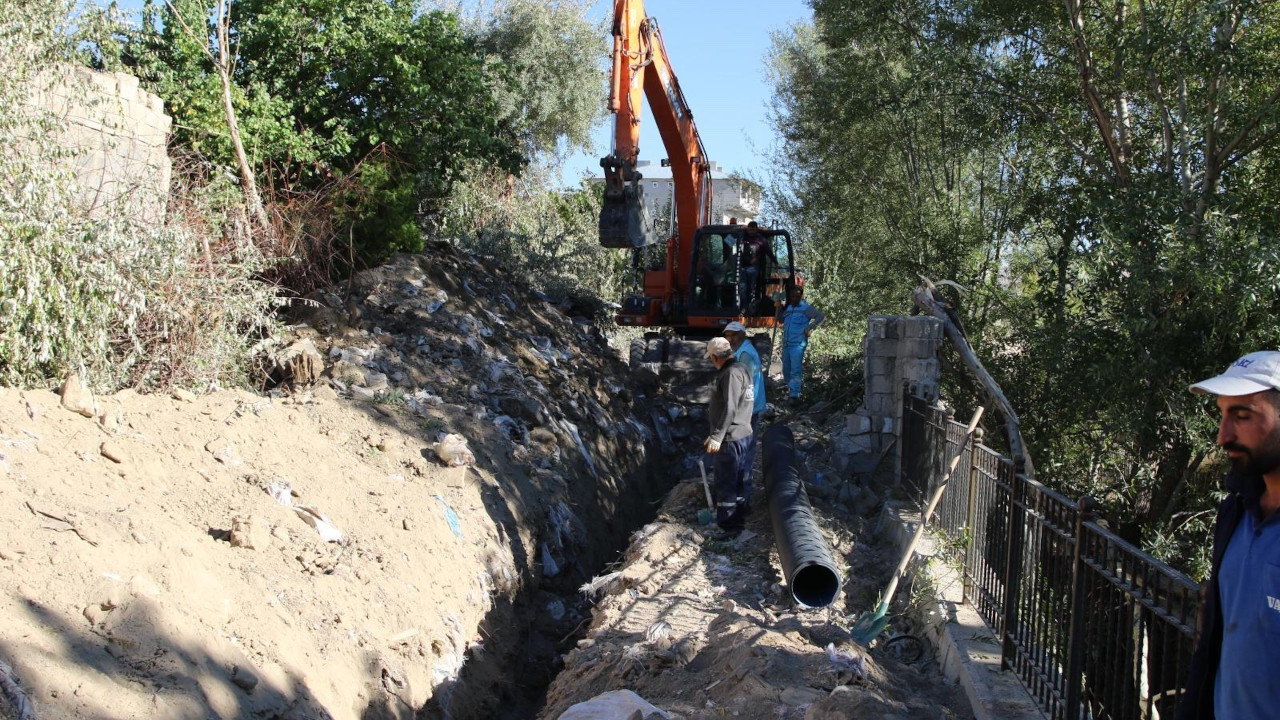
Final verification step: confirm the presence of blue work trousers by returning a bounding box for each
[782,342,807,398]
[742,413,761,504]
[738,266,760,310]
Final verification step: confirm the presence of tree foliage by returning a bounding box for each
[771,0,1280,573]
[465,0,605,160]
[128,0,603,266]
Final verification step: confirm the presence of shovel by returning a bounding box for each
[696,458,715,525]
[850,406,985,646]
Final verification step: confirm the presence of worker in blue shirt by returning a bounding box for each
[724,321,765,510]
[1178,350,1280,720]
[776,277,825,403]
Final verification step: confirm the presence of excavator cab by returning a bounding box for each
[687,224,796,324]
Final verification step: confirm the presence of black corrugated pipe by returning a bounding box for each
[762,424,843,609]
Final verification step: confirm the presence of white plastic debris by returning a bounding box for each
[435,433,475,467]
[267,480,344,543]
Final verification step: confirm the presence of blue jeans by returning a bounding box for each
[782,342,806,398]
[742,413,761,504]
[738,265,759,310]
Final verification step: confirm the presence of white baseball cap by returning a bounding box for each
[1190,351,1280,396]
[724,321,746,333]
[706,337,733,359]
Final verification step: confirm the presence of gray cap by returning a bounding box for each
[706,337,733,360]
[1190,351,1280,396]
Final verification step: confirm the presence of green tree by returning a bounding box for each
[134,0,523,260]
[466,0,605,160]
[770,0,1280,568]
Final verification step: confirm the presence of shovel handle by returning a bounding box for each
[878,406,984,611]
[698,459,715,511]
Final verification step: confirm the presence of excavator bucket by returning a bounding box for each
[599,182,659,249]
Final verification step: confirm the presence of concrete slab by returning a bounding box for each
[882,504,1047,720]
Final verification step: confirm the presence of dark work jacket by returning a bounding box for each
[1175,470,1264,720]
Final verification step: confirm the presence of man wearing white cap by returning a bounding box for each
[1179,351,1280,720]
[704,336,755,533]
[724,321,765,510]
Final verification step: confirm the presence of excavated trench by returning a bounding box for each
[419,414,686,720]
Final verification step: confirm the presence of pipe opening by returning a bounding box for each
[791,562,842,609]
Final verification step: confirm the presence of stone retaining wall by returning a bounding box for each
[23,64,171,223]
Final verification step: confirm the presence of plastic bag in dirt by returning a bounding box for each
[435,433,474,467]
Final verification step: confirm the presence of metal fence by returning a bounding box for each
[902,395,1201,720]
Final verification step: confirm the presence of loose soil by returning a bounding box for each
[0,243,969,720]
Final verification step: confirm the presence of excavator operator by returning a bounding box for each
[738,221,775,313]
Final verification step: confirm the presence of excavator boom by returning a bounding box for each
[599,0,711,253]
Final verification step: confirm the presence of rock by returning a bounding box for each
[97,401,124,432]
[60,372,96,418]
[499,395,545,423]
[273,339,325,386]
[329,360,365,386]
[845,412,873,435]
[230,666,259,692]
[804,686,901,719]
[362,372,390,392]
[100,440,128,464]
[83,604,106,627]
[229,516,270,550]
[205,438,243,466]
[780,685,825,706]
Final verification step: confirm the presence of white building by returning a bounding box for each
[628,160,761,227]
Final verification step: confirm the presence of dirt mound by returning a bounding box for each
[0,242,665,720]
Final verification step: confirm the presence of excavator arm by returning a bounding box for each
[599,0,713,260]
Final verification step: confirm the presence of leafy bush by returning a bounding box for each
[0,0,277,392]
[438,162,625,319]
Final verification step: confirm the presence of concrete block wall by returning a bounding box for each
[863,315,943,486]
[22,64,172,224]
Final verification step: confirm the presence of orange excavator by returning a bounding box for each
[599,0,799,337]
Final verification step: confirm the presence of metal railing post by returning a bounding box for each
[962,427,984,604]
[1001,457,1026,670]
[1064,496,1096,719]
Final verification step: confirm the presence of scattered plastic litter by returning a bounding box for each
[540,542,560,577]
[435,495,462,537]
[268,480,344,542]
[558,419,599,481]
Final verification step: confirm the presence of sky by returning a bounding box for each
[562,0,813,188]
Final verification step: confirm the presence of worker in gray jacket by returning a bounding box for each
[704,337,755,532]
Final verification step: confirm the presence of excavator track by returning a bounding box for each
[629,331,773,405]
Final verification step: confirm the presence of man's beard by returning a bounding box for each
[1224,427,1280,476]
